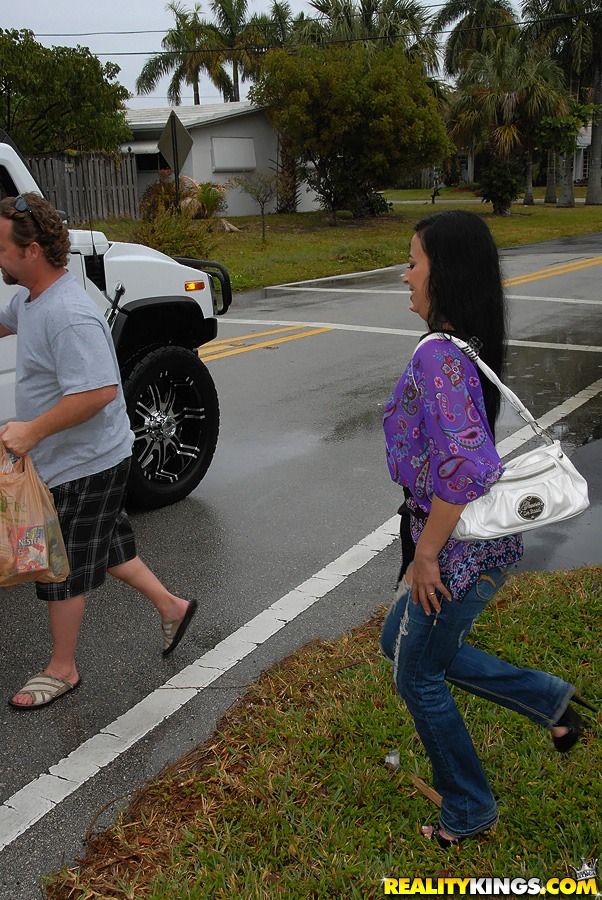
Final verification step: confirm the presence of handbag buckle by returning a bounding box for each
[528,417,556,446]
[465,336,483,360]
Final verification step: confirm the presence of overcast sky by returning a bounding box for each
[2,0,312,107]
[3,0,521,109]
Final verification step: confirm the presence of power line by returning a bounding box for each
[84,15,578,58]
[32,9,576,47]
[34,3,454,35]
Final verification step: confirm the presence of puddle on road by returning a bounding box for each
[323,377,390,443]
[505,346,602,420]
[320,346,602,448]
[546,396,602,451]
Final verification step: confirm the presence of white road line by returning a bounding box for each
[267,286,406,294]
[1,377,601,852]
[266,286,601,306]
[225,318,424,337]
[496,376,602,457]
[278,266,401,285]
[222,319,602,353]
[507,294,602,306]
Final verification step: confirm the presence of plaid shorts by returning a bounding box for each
[36,458,137,601]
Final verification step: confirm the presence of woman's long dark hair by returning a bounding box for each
[414,210,507,434]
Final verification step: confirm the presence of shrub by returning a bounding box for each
[141,179,228,221]
[349,190,392,218]
[132,207,215,258]
[477,161,523,215]
[139,181,178,220]
[182,182,228,219]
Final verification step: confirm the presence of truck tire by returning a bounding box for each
[123,346,219,509]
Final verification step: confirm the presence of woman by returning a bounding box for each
[380,210,591,848]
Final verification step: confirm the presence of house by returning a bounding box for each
[122,101,316,216]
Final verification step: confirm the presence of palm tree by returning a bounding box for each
[300,0,439,72]
[521,0,602,205]
[249,0,306,48]
[136,2,232,105]
[245,2,308,212]
[450,38,569,208]
[202,0,260,102]
[431,0,518,76]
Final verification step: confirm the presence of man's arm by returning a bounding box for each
[0,324,15,338]
[0,385,118,457]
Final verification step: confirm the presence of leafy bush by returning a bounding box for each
[182,182,228,219]
[132,208,215,258]
[139,181,178,220]
[349,190,392,218]
[442,156,461,186]
[477,161,523,215]
[141,179,228,221]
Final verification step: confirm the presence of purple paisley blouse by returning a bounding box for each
[383,335,523,600]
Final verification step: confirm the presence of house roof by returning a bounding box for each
[125,101,259,132]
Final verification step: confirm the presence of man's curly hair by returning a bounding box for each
[0,193,70,268]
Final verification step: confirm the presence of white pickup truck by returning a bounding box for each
[0,134,232,509]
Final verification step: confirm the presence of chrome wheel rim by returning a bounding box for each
[131,369,207,483]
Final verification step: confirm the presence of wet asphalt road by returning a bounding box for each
[0,233,601,898]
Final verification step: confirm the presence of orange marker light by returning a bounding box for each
[185,280,205,291]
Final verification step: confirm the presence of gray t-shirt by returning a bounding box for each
[0,272,133,487]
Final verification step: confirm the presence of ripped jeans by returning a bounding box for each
[380,566,574,837]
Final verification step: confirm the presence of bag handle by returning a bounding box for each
[413,333,554,445]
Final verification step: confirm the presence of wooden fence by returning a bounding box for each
[25,153,139,223]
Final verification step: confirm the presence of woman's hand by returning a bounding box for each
[410,549,452,615]
[406,495,464,615]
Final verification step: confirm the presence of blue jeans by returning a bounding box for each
[380,567,574,837]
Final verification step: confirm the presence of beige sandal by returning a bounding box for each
[8,671,81,710]
[162,599,198,657]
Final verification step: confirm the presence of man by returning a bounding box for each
[0,193,197,709]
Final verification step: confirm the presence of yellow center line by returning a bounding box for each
[202,325,306,350]
[200,327,332,361]
[504,255,602,287]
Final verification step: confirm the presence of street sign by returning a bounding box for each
[157,111,193,172]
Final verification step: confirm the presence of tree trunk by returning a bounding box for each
[193,77,200,105]
[276,134,298,213]
[557,152,575,207]
[586,55,602,205]
[523,154,534,205]
[544,149,557,204]
[232,60,240,102]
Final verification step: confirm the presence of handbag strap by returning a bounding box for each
[413,333,554,444]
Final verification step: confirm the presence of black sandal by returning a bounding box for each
[422,823,462,848]
[552,694,597,753]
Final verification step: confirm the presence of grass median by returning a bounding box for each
[93,201,602,293]
[45,566,601,899]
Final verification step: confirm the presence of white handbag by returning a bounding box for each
[413,334,590,542]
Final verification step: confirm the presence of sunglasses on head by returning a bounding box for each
[14,195,40,229]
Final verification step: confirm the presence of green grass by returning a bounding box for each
[383,186,588,202]
[384,186,477,201]
[44,567,601,900]
[90,201,602,293]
